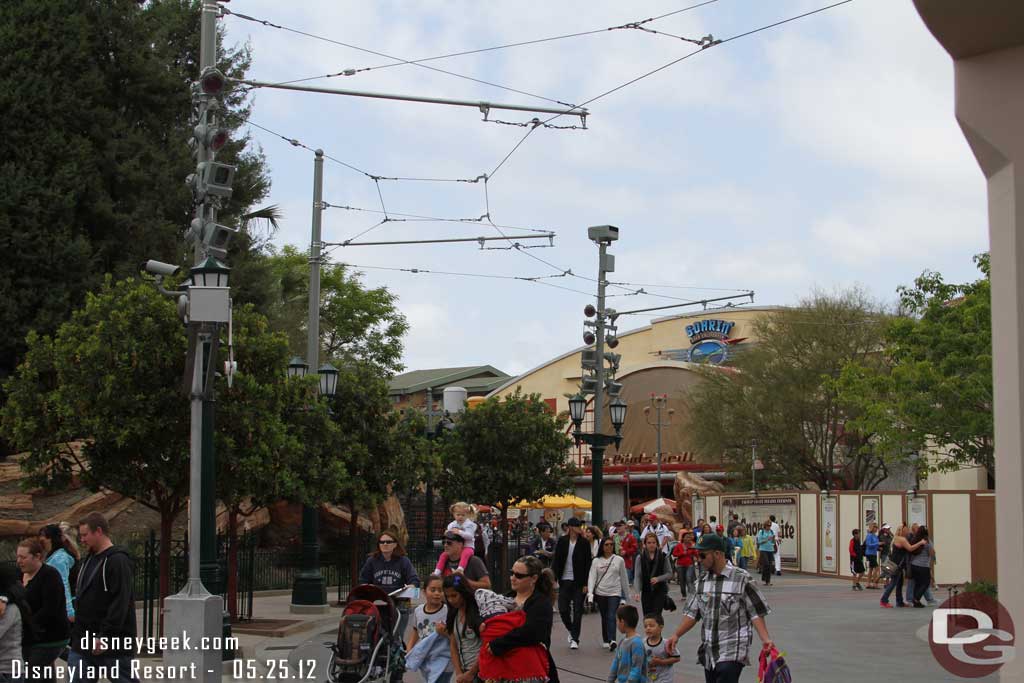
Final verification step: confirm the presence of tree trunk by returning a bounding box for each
[226,509,239,620]
[349,498,359,602]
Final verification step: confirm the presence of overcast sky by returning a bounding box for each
[222,0,988,376]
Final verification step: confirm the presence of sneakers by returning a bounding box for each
[568,635,574,647]
[570,640,579,650]
[453,566,465,575]
[609,641,617,652]
[880,601,893,608]
[776,571,782,576]
[601,642,609,650]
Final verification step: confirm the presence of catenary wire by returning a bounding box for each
[222,7,579,109]
[243,0,720,90]
[484,0,857,182]
[321,202,554,234]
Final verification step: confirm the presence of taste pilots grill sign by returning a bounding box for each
[684,319,736,365]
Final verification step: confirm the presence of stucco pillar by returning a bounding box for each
[912,4,1024,679]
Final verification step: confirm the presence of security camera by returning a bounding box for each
[141,260,181,277]
[587,225,619,243]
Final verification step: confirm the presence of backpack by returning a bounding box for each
[758,647,793,683]
[330,600,381,672]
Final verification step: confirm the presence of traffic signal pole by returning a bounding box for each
[590,239,609,528]
[163,3,228,679]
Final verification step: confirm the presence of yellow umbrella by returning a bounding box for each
[514,494,592,510]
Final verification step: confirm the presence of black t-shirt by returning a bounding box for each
[442,555,488,581]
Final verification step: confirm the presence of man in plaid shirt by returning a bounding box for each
[665,534,775,683]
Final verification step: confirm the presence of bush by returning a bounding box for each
[962,579,997,598]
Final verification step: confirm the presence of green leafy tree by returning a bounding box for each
[324,363,434,587]
[840,254,993,477]
[239,246,409,377]
[2,279,189,600]
[0,0,268,384]
[0,280,349,605]
[213,305,349,616]
[686,290,898,491]
[440,390,578,585]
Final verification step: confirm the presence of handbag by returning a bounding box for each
[880,558,899,578]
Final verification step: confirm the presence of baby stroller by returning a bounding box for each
[327,584,407,683]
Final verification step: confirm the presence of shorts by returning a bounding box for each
[851,558,865,574]
[867,555,879,569]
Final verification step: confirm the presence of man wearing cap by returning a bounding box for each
[441,531,491,590]
[665,534,774,683]
[641,514,674,550]
[552,517,592,650]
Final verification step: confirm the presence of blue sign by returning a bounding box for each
[685,319,734,342]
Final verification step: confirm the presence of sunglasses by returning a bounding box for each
[698,552,714,560]
[443,540,457,545]
[379,540,396,545]
[510,571,535,579]
[603,541,615,546]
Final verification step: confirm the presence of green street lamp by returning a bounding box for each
[189,256,230,287]
[318,363,339,397]
[288,356,309,379]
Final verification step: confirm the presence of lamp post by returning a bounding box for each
[643,394,674,500]
[290,147,330,613]
[285,356,337,612]
[569,393,627,527]
[574,225,623,527]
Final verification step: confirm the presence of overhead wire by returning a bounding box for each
[224,1,719,100]
[477,0,856,299]
[222,6,579,109]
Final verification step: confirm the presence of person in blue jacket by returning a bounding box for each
[864,523,881,589]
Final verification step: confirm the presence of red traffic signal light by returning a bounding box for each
[584,304,597,317]
[199,67,227,96]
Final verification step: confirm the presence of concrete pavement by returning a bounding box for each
[232,575,997,683]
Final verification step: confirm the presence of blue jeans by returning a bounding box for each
[738,557,749,571]
[66,651,139,683]
[594,595,621,644]
[905,576,934,603]
[881,572,904,606]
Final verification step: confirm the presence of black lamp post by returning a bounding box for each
[569,394,627,521]
[287,357,338,610]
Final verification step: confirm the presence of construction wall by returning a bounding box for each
[750,489,997,586]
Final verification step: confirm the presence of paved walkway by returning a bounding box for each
[237,575,996,683]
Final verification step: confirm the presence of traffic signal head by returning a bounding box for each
[191,161,235,199]
[194,120,228,152]
[199,67,227,96]
[188,217,238,260]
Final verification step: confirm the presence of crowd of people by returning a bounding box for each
[364,503,780,683]
[0,512,139,683]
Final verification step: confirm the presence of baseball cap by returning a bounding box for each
[443,531,465,543]
[626,520,635,526]
[694,534,728,553]
[567,517,583,527]
[647,514,658,521]
[881,523,891,530]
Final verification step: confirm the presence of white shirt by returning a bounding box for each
[770,521,781,546]
[447,519,478,544]
[562,540,577,581]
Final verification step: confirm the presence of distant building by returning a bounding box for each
[389,365,510,414]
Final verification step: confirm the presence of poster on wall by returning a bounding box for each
[721,495,798,566]
[861,496,880,533]
[821,497,837,573]
[693,499,705,525]
[908,497,928,528]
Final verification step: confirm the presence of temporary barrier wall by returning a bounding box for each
[715,489,995,586]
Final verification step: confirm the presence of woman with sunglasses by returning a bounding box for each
[359,531,421,641]
[587,537,630,651]
[485,556,559,683]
